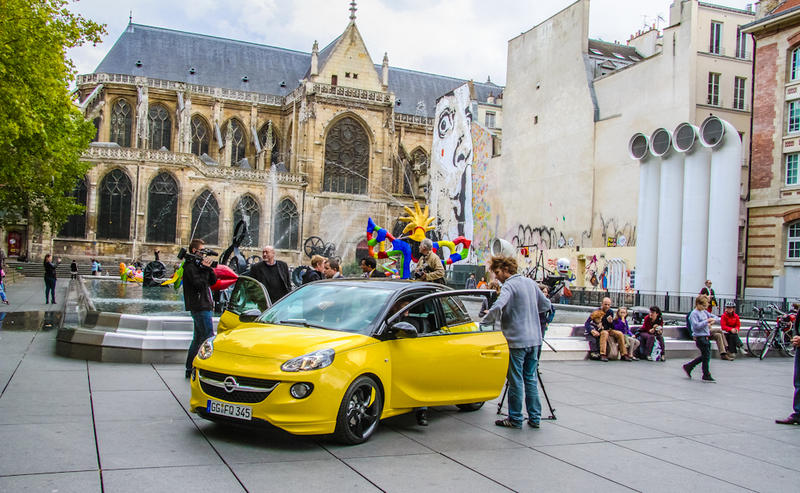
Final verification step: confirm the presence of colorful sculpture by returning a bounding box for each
[119,263,143,283]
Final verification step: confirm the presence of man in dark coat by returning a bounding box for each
[249,245,291,303]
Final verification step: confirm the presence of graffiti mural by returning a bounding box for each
[430,83,473,240]
[471,121,493,261]
[510,224,567,251]
[599,214,636,248]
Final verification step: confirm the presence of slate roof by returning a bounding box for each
[92,23,502,118]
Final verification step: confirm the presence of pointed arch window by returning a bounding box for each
[323,116,369,194]
[191,115,210,156]
[258,122,282,166]
[191,190,220,245]
[97,169,132,240]
[146,172,178,243]
[226,119,246,166]
[110,98,132,147]
[148,104,172,150]
[274,198,299,250]
[233,195,260,247]
[59,176,88,238]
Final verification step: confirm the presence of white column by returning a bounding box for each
[701,116,742,297]
[631,133,658,293]
[675,123,711,295]
[652,129,683,293]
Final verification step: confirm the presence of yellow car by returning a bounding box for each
[189,277,508,444]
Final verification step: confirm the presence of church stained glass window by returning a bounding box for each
[148,104,172,150]
[110,99,132,147]
[191,190,219,245]
[323,117,369,194]
[97,169,132,240]
[258,123,281,167]
[191,115,210,157]
[58,176,88,238]
[226,120,246,166]
[233,195,260,247]
[274,198,298,250]
[146,172,178,243]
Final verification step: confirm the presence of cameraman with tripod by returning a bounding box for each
[183,239,217,379]
[482,255,551,429]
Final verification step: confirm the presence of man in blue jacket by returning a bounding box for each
[482,255,551,429]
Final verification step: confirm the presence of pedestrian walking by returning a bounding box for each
[43,254,60,304]
[70,259,78,279]
[91,258,99,276]
[0,271,8,304]
[775,333,800,425]
[683,294,719,382]
[481,255,551,429]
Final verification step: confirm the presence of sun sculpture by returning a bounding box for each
[366,201,472,279]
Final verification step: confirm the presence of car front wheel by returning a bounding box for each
[334,375,383,445]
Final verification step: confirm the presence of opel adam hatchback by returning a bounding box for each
[189,277,508,444]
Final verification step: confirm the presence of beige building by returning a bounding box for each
[742,0,800,297]
[8,9,502,269]
[490,0,753,292]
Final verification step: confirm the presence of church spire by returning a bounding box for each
[349,0,357,22]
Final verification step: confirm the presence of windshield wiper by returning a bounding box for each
[278,319,333,331]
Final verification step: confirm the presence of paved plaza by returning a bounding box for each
[1,278,800,492]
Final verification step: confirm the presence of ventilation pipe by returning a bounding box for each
[651,128,683,293]
[674,122,711,295]
[630,132,658,292]
[700,116,742,297]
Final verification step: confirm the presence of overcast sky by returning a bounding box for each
[66,0,756,86]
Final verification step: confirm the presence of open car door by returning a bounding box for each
[381,290,508,409]
[217,276,271,333]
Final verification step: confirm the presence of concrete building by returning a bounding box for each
[3,5,502,270]
[742,0,800,297]
[489,0,754,295]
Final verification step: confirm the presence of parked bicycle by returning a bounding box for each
[745,304,797,359]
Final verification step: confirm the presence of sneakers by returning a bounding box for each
[682,364,692,379]
[646,355,654,361]
[527,420,540,428]
[495,418,522,429]
[416,409,429,426]
[702,375,716,383]
[721,353,734,361]
[775,416,800,425]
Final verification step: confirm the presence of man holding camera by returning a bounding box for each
[183,239,217,379]
[414,238,445,284]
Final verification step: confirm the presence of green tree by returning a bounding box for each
[0,0,105,230]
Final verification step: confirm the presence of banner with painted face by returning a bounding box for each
[430,83,473,242]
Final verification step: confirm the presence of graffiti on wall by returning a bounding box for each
[470,121,493,261]
[430,83,473,241]
[599,214,636,248]
[510,224,571,251]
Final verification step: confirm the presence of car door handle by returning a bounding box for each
[480,349,502,356]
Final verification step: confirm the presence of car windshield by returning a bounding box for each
[258,283,395,335]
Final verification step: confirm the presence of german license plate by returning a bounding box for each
[206,400,252,420]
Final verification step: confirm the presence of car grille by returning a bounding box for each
[198,369,279,404]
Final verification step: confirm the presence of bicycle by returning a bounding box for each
[745,304,797,360]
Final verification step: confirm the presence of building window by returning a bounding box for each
[147,104,172,150]
[323,116,369,194]
[226,120,246,166]
[789,101,800,133]
[792,48,800,81]
[110,99,132,147]
[191,190,219,245]
[58,176,88,238]
[735,26,747,59]
[97,169,132,240]
[258,122,281,167]
[787,154,799,186]
[733,77,746,110]
[485,111,496,129]
[331,75,338,86]
[274,198,298,250]
[146,172,178,243]
[190,115,210,157]
[789,222,800,259]
[709,21,722,54]
[232,195,260,248]
[707,72,720,106]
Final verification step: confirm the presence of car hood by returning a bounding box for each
[212,323,377,360]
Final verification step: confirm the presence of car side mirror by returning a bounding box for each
[390,321,418,338]
[238,308,262,323]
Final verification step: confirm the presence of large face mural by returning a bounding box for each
[430,83,473,240]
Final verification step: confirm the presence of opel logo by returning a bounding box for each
[223,376,238,393]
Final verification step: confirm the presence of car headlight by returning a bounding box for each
[197,337,214,360]
[281,348,335,372]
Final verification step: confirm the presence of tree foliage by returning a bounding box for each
[0,0,105,230]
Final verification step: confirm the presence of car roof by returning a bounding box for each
[310,278,451,292]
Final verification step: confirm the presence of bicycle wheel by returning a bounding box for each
[746,326,769,358]
[779,330,797,357]
[760,327,777,360]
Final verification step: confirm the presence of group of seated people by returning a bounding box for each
[584,297,744,362]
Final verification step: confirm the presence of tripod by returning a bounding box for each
[496,340,557,420]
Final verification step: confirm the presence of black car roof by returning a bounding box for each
[309,278,451,292]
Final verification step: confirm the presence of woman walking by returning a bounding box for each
[43,254,60,304]
[683,295,719,382]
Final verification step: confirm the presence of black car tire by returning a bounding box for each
[456,402,485,412]
[333,375,383,445]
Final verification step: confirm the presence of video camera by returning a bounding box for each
[177,247,219,268]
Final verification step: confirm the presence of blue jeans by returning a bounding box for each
[792,349,800,420]
[186,310,213,373]
[686,336,711,378]
[507,346,541,424]
[44,277,56,303]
